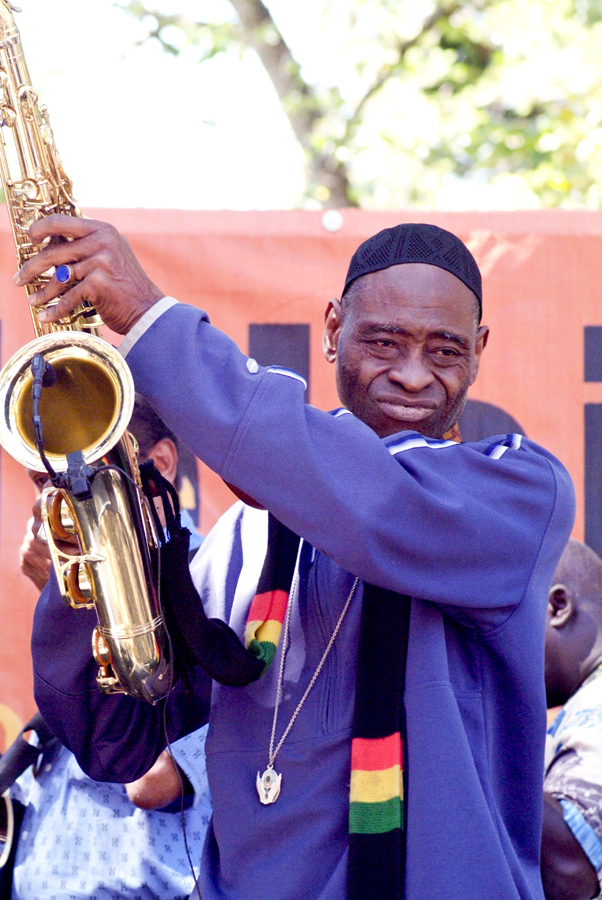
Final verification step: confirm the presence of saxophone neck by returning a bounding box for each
[0,2,19,29]
[0,1,103,338]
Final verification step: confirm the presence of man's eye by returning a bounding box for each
[432,347,460,361]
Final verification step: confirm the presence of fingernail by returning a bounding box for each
[36,310,49,323]
[13,272,23,285]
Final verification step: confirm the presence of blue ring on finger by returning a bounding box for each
[56,264,73,284]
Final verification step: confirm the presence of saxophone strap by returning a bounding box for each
[139,458,181,538]
[137,460,263,689]
[0,711,58,795]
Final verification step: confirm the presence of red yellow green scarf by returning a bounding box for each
[244,518,410,900]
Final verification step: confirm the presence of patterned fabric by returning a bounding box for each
[544,664,602,883]
[10,725,211,900]
[244,518,410,900]
[349,733,403,834]
[343,223,482,317]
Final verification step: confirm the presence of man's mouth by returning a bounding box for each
[377,401,437,422]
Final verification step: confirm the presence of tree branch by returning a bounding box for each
[342,0,464,145]
[227,0,322,140]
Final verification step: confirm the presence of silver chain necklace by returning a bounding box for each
[256,559,361,805]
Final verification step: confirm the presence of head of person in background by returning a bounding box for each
[541,539,602,900]
[19,394,202,591]
[130,392,179,485]
[129,393,203,553]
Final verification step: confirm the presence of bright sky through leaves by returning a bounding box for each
[12,0,602,211]
[15,0,305,208]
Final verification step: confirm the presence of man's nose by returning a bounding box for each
[387,348,434,393]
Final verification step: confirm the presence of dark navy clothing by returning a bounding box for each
[32,302,576,900]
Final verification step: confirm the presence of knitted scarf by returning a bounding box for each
[164,507,410,899]
[244,514,410,900]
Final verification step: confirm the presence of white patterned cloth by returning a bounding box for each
[10,725,210,900]
[545,664,602,886]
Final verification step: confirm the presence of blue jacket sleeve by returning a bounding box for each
[124,303,575,611]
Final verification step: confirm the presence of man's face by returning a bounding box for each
[323,263,489,439]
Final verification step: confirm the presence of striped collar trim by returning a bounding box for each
[485,433,523,459]
[387,431,524,458]
[386,435,457,456]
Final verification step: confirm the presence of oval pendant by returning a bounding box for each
[256,767,282,804]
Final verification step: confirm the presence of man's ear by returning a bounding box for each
[323,298,343,364]
[148,438,178,487]
[547,583,575,629]
[469,324,489,386]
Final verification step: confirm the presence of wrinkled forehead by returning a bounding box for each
[343,263,481,332]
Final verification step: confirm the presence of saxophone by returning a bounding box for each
[0,0,172,703]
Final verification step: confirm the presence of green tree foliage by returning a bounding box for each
[117,0,602,209]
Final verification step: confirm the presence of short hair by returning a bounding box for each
[129,394,178,460]
[554,539,602,610]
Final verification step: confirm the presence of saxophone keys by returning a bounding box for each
[66,560,94,606]
[92,627,112,668]
[46,489,75,542]
[0,104,15,127]
[17,180,38,200]
[17,85,37,106]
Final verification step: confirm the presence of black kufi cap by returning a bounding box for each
[343,223,482,320]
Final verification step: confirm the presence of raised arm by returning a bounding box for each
[125,302,574,612]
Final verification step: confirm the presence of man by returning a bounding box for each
[11,397,211,900]
[23,217,575,900]
[542,539,602,900]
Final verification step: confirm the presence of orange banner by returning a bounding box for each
[0,206,599,743]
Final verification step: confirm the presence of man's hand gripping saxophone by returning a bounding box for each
[14,214,164,335]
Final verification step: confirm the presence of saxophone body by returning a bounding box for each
[0,0,171,703]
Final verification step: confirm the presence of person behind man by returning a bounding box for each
[542,539,602,900]
[11,396,210,900]
[126,391,204,555]
[22,218,575,900]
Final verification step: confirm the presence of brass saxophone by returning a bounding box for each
[0,0,171,703]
